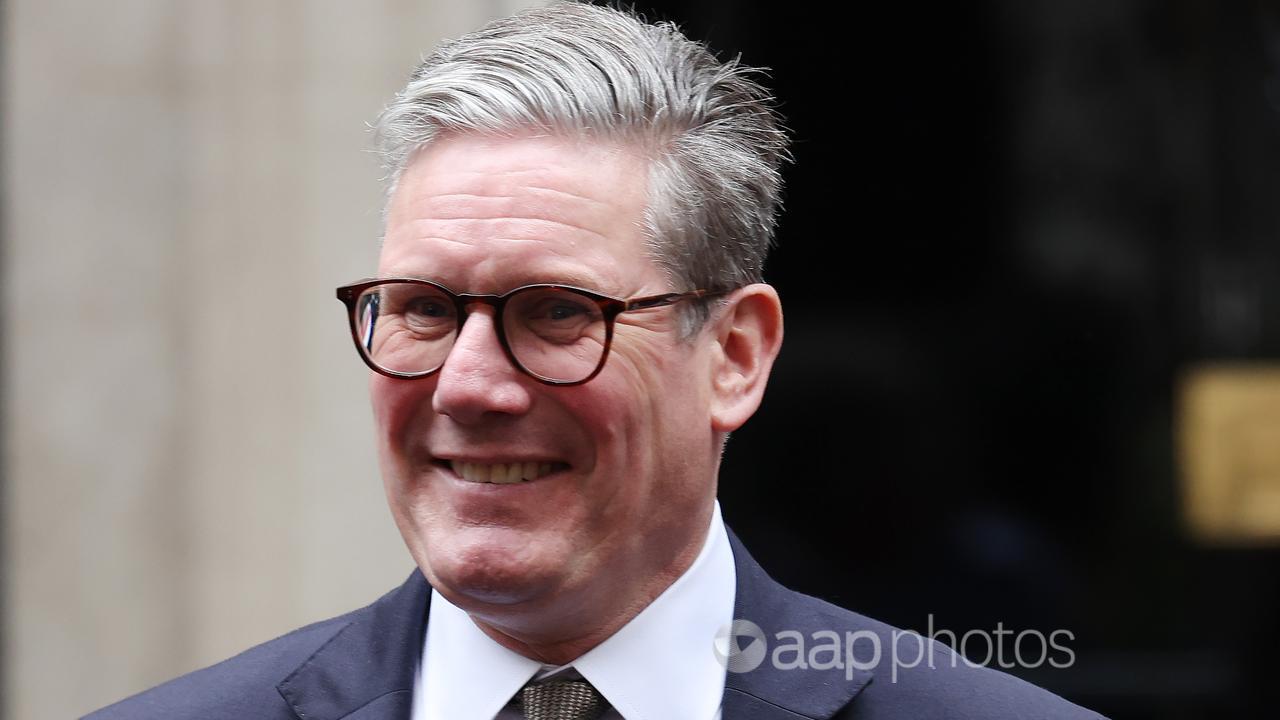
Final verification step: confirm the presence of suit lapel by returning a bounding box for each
[277,570,430,720]
[722,530,872,720]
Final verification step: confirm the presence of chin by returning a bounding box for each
[418,525,567,608]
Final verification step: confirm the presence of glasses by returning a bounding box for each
[336,278,732,385]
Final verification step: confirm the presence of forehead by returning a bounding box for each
[380,134,658,294]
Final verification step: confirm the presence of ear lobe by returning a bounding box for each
[709,284,784,433]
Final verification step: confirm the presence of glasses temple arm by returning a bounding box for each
[623,288,733,311]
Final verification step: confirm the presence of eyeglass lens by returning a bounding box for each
[354,283,609,383]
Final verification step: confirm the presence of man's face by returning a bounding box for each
[372,134,719,624]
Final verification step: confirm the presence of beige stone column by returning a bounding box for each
[3,2,543,718]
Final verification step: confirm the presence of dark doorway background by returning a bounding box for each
[608,1,1280,718]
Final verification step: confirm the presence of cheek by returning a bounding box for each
[369,374,432,454]
[635,346,715,468]
[583,345,710,474]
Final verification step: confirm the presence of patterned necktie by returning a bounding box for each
[519,678,609,720]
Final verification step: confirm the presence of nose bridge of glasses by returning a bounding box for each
[454,292,504,318]
[447,294,513,367]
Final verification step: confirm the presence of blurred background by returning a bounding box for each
[3,1,1277,718]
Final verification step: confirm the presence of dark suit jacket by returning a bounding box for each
[86,531,1105,719]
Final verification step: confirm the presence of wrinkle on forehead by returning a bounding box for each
[400,212,613,245]
[390,167,630,243]
[423,184,618,213]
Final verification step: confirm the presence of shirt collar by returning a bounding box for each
[415,501,736,720]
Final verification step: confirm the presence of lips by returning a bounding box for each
[448,460,568,484]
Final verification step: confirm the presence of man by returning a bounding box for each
[89,3,1105,719]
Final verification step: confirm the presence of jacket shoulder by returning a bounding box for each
[83,607,362,720]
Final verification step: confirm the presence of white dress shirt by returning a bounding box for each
[411,501,736,720]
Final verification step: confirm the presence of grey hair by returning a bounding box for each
[374,1,789,334]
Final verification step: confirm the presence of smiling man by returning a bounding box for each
[88,3,1105,719]
[369,134,740,670]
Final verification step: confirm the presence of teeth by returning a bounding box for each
[497,463,517,483]
[450,460,560,484]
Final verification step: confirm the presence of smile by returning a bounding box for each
[449,460,568,484]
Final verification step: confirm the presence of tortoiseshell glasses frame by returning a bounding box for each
[336,278,733,386]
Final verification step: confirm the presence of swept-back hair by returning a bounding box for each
[375,1,789,331]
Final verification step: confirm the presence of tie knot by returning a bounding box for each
[519,678,608,720]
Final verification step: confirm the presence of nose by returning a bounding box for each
[431,305,533,424]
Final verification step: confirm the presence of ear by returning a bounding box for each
[708,283,784,433]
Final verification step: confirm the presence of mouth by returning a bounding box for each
[438,459,570,484]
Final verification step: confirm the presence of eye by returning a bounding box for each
[525,296,596,326]
[510,289,604,343]
[546,302,588,322]
[406,297,452,319]
[392,289,456,335]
